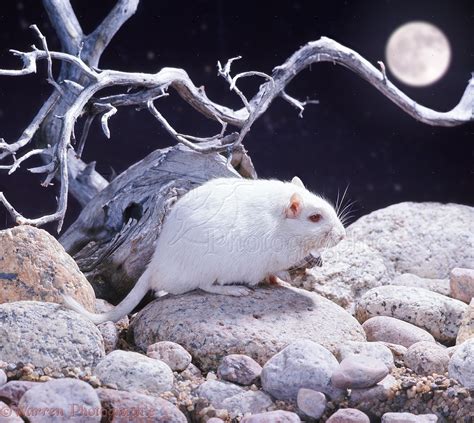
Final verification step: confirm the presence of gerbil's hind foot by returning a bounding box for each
[201,284,251,297]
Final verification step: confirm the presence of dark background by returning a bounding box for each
[0,0,472,233]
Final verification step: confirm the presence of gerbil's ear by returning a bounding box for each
[286,193,303,219]
[291,176,305,189]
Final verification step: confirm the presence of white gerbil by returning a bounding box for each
[63,176,346,323]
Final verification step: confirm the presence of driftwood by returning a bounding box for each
[0,1,473,301]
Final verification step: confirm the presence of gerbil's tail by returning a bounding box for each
[62,269,151,324]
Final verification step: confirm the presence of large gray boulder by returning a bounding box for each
[130,286,365,370]
[0,301,104,371]
[348,202,474,278]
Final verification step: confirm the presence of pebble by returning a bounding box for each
[297,388,327,419]
[195,380,244,408]
[0,401,22,423]
[96,387,187,423]
[18,378,101,422]
[147,341,192,372]
[403,341,449,376]
[362,316,435,348]
[130,285,365,371]
[241,410,301,422]
[207,419,225,423]
[391,273,450,296]
[261,340,342,400]
[94,350,173,394]
[0,381,40,407]
[331,355,389,389]
[221,390,273,417]
[327,408,370,422]
[337,341,394,369]
[217,354,262,385]
[381,412,438,422]
[380,342,408,359]
[356,286,467,343]
[448,338,474,389]
[450,267,474,303]
[98,321,119,354]
[0,370,6,387]
[456,299,474,344]
[349,374,398,403]
[0,301,105,371]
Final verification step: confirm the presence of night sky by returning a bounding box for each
[0,1,473,233]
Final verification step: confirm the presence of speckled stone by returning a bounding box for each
[382,412,438,422]
[0,370,6,387]
[147,341,192,372]
[327,408,370,422]
[261,340,343,400]
[355,286,467,343]
[0,301,105,370]
[448,338,474,389]
[297,388,326,419]
[221,390,273,418]
[241,410,301,423]
[347,202,474,278]
[362,316,435,348]
[0,381,40,407]
[456,299,474,345]
[349,374,398,404]
[331,355,389,389]
[19,378,101,423]
[217,354,262,385]
[195,380,244,408]
[450,267,474,303]
[96,388,187,423]
[130,286,365,371]
[336,341,394,369]
[0,225,95,310]
[403,341,449,376]
[94,350,173,394]
[391,273,450,296]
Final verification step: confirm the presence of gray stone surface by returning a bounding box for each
[450,267,474,303]
[146,341,192,372]
[404,341,449,376]
[241,410,301,423]
[195,380,244,408]
[0,370,6,387]
[347,202,474,278]
[261,340,342,400]
[456,299,474,345]
[336,341,394,369]
[0,381,40,407]
[130,286,365,371]
[0,301,104,370]
[221,390,273,418]
[391,273,450,296]
[362,316,435,348]
[96,388,187,423]
[297,388,326,419]
[18,378,101,423]
[382,412,438,422]
[331,355,389,389]
[94,350,173,394]
[355,286,467,343]
[0,401,22,423]
[291,240,390,312]
[97,321,119,354]
[327,408,370,422]
[349,374,398,404]
[217,354,262,385]
[448,338,474,389]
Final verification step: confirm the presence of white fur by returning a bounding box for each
[63,177,345,323]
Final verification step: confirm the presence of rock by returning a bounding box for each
[0,301,104,370]
[349,374,398,403]
[450,267,474,303]
[448,338,474,389]
[241,410,301,423]
[0,371,6,387]
[130,286,365,371]
[382,412,438,422]
[336,341,394,369]
[391,273,450,296]
[0,401,22,423]
[291,240,390,312]
[146,341,192,372]
[347,202,474,278]
[217,354,262,386]
[327,408,370,422]
[181,363,203,381]
[96,387,187,423]
[0,226,95,310]
[0,381,40,406]
[297,388,326,419]
[261,340,342,400]
[456,299,474,345]
[221,390,273,417]
[18,378,101,422]
[362,316,435,348]
[331,355,389,389]
[98,321,119,354]
[195,380,244,408]
[94,350,173,394]
[207,419,225,423]
[355,286,467,343]
[403,341,449,375]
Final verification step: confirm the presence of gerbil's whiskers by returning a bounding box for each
[337,197,358,227]
[335,184,350,216]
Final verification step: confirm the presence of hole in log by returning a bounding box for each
[123,202,143,223]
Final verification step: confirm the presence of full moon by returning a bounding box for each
[385,21,451,87]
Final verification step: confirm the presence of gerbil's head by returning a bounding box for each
[284,176,346,252]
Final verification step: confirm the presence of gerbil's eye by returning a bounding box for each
[309,213,322,223]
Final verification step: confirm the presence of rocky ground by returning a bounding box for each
[0,202,473,422]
